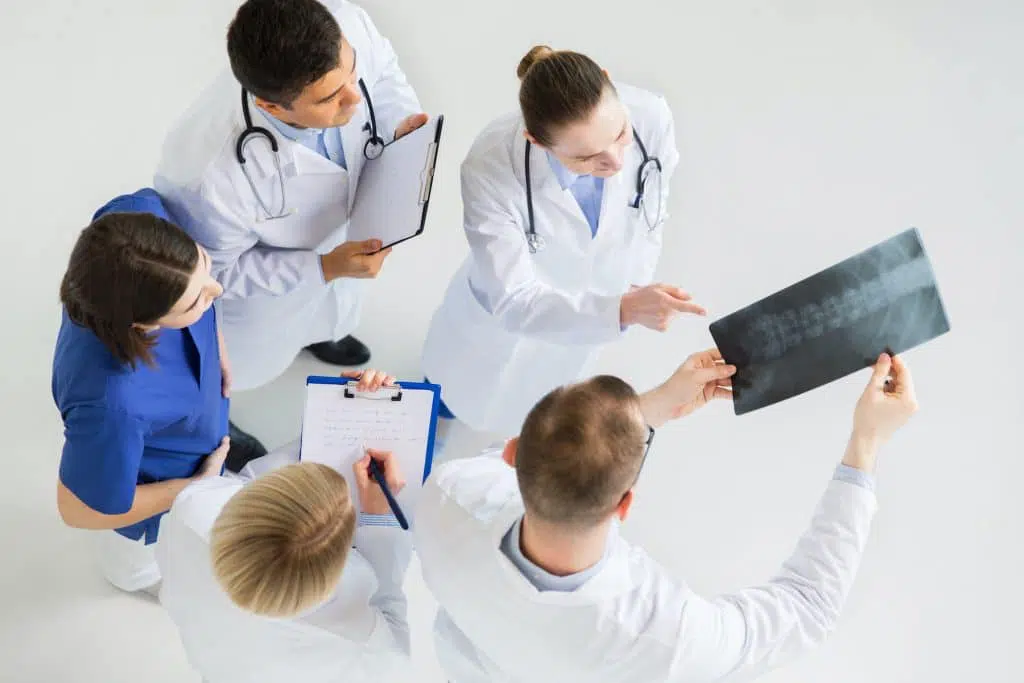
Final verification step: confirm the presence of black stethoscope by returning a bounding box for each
[235,79,388,221]
[523,126,663,253]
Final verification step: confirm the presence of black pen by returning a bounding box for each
[367,458,409,530]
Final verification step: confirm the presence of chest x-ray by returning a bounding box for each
[709,228,951,415]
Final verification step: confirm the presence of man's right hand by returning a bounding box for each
[193,436,231,480]
[320,239,393,281]
[844,353,919,471]
[620,284,707,331]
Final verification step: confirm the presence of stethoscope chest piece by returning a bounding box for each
[526,231,546,254]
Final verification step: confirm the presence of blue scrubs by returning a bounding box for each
[52,188,228,544]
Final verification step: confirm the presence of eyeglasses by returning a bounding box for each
[626,425,656,494]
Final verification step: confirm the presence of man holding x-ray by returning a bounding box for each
[155,0,428,419]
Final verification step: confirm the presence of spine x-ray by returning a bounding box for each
[709,228,950,415]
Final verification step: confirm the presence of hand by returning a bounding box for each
[844,353,919,470]
[394,112,429,140]
[193,437,230,480]
[340,368,397,392]
[640,347,736,427]
[353,449,406,515]
[217,328,232,398]
[620,284,707,330]
[320,239,393,281]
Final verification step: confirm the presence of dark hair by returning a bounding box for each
[516,375,647,530]
[227,0,343,106]
[59,212,198,368]
[517,45,615,147]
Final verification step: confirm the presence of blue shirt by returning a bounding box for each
[261,99,347,169]
[52,189,229,544]
[502,464,876,592]
[546,152,604,236]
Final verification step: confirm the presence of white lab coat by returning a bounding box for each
[420,83,679,437]
[154,0,420,390]
[155,445,414,683]
[413,452,878,683]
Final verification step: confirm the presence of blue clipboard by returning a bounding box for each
[301,376,442,483]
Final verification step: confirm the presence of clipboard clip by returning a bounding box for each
[343,383,404,401]
[418,141,439,205]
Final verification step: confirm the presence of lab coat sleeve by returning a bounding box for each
[668,477,878,683]
[462,158,623,346]
[352,526,414,655]
[350,4,421,139]
[159,180,323,301]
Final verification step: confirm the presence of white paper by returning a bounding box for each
[300,382,436,522]
[347,116,442,247]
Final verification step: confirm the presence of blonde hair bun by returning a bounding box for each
[516,45,556,79]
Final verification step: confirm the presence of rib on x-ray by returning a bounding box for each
[709,228,950,415]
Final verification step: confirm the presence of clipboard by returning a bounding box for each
[348,115,444,251]
[299,376,442,523]
[709,227,950,415]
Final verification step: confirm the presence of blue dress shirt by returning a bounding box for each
[546,152,604,236]
[262,101,347,169]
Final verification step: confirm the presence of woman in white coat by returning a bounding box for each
[422,46,705,441]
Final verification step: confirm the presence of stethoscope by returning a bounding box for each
[235,79,388,221]
[523,127,663,254]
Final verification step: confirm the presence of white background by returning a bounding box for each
[1,0,1021,681]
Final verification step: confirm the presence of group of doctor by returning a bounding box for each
[51,1,922,681]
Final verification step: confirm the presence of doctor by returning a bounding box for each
[157,370,414,683]
[422,45,704,441]
[155,0,427,394]
[52,188,262,594]
[414,350,919,682]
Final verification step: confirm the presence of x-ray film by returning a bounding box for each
[709,228,950,415]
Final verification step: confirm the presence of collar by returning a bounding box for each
[253,94,326,145]
[545,151,587,190]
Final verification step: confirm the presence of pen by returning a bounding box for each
[367,457,409,530]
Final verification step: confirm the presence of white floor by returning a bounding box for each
[2,1,1022,681]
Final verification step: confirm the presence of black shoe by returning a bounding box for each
[305,335,371,366]
[225,421,269,473]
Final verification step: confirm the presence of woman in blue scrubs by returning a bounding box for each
[52,188,241,594]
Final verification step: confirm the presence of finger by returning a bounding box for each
[365,448,390,462]
[352,455,372,486]
[357,369,379,390]
[869,353,893,388]
[696,364,737,383]
[340,370,364,381]
[382,452,406,491]
[668,300,706,316]
[662,285,693,301]
[374,246,393,260]
[215,436,231,454]
[704,347,724,361]
[383,374,397,386]
[358,239,383,254]
[888,354,916,397]
[712,386,733,400]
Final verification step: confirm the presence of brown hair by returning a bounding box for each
[210,462,357,617]
[59,212,198,368]
[516,45,615,147]
[515,375,648,530]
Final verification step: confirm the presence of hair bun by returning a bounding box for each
[516,45,555,80]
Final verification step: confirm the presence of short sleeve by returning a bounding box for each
[58,403,146,515]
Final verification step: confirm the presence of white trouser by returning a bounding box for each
[96,530,162,594]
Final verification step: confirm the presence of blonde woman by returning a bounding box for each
[155,369,413,683]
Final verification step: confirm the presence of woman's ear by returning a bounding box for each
[502,438,519,468]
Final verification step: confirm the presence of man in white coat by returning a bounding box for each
[156,371,415,683]
[154,0,426,399]
[414,350,919,682]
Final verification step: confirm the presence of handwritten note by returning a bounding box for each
[300,381,438,521]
